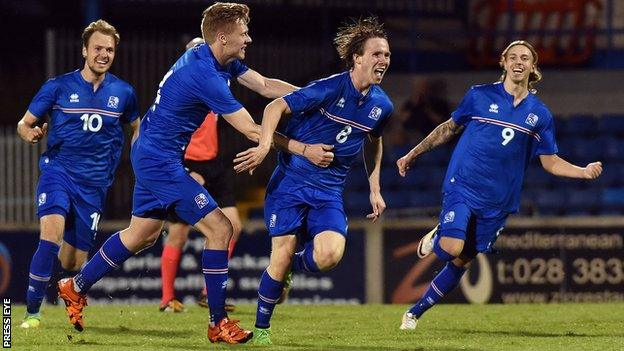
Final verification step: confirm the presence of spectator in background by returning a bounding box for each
[400,79,451,141]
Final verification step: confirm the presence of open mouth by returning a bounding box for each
[512,67,523,74]
[374,67,386,78]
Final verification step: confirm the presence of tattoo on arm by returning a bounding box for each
[411,118,463,157]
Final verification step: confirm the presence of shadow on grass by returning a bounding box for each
[440,328,623,338]
[87,325,192,338]
[270,342,485,351]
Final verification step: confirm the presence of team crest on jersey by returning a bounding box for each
[336,97,345,108]
[69,93,79,103]
[443,210,455,224]
[525,113,539,127]
[107,96,120,109]
[38,193,46,206]
[194,193,210,209]
[489,103,499,113]
[368,106,382,120]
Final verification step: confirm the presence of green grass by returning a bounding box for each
[11,303,624,350]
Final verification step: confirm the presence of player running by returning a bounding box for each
[56,3,331,344]
[17,19,139,329]
[396,40,603,330]
[234,16,392,345]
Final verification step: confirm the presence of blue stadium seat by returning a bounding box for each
[524,165,553,188]
[395,169,428,189]
[597,114,624,136]
[344,192,372,215]
[384,190,411,208]
[555,137,575,160]
[571,138,604,164]
[408,190,440,208]
[381,167,401,190]
[599,188,624,213]
[567,189,599,211]
[603,137,624,162]
[594,162,621,187]
[553,116,566,139]
[344,168,369,191]
[562,114,597,137]
[535,189,567,215]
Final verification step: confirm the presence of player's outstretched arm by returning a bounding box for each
[17,111,47,144]
[232,98,287,174]
[539,154,603,180]
[364,135,386,222]
[397,118,463,177]
[237,69,299,99]
[271,133,335,168]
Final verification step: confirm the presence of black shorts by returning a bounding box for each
[167,158,236,224]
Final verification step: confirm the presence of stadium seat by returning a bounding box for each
[408,190,440,208]
[567,189,599,212]
[597,114,624,136]
[384,190,411,208]
[571,138,604,164]
[562,114,597,137]
[381,168,401,190]
[535,189,567,215]
[524,165,554,188]
[344,192,373,215]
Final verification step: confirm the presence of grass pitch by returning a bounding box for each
[11,303,624,350]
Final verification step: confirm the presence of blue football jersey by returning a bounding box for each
[27,70,139,187]
[136,44,248,159]
[280,71,393,193]
[444,82,558,212]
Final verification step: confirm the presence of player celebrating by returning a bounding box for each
[234,16,392,345]
[158,38,241,313]
[396,40,603,330]
[56,2,332,344]
[17,20,140,329]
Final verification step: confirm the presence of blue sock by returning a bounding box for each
[291,242,320,273]
[202,249,228,325]
[74,232,133,293]
[409,262,466,318]
[432,236,456,262]
[255,270,284,329]
[26,240,60,314]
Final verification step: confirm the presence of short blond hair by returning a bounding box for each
[201,2,250,44]
[82,19,120,48]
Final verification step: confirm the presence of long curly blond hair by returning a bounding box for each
[498,40,542,93]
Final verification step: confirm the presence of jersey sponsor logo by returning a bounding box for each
[194,193,210,209]
[107,96,120,109]
[38,193,46,206]
[525,113,538,127]
[488,103,499,113]
[69,93,79,103]
[368,106,382,121]
[443,210,455,224]
[269,214,277,228]
[336,97,345,108]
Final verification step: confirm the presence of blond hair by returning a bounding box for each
[82,19,120,48]
[201,2,250,44]
[499,40,542,93]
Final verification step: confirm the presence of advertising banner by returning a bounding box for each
[384,227,624,304]
[2,228,365,305]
